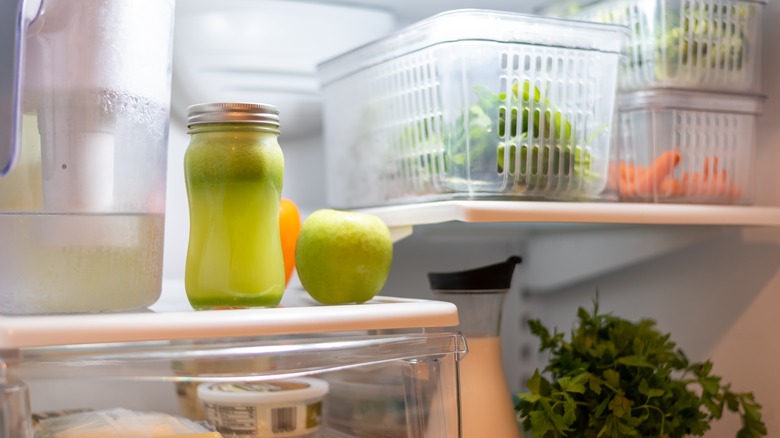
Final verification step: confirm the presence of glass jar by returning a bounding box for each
[184,103,285,309]
[428,256,523,438]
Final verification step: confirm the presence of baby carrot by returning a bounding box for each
[659,177,683,197]
[703,156,720,180]
[620,162,636,182]
[680,172,703,196]
[633,150,681,195]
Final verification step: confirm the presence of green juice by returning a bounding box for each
[184,124,285,309]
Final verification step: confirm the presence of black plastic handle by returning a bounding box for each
[427,255,522,291]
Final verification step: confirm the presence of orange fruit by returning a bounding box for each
[279,198,302,285]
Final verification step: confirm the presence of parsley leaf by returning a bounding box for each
[516,298,767,437]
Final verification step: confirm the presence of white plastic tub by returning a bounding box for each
[541,0,767,92]
[317,9,627,208]
[198,379,329,437]
[612,88,765,204]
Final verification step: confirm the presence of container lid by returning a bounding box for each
[618,89,766,115]
[427,256,522,291]
[539,0,768,18]
[187,102,280,127]
[317,9,630,85]
[198,378,329,405]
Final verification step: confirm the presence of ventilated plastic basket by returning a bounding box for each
[541,0,766,92]
[317,10,627,208]
[612,89,764,204]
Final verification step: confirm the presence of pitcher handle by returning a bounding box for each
[0,0,41,177]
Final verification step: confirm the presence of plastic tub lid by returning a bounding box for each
[318,9,630,85]
[198,378,329,405]
[618,88,766,115]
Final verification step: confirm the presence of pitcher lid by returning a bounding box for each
[427,256,522,291]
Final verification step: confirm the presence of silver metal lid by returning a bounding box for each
[187,102,280,127]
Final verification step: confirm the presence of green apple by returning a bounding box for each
[295,209,393,304]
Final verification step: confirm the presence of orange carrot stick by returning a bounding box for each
[633,151,682,195]
[681,172,703,196]
[659,177,683,197]
[703,156,720,180]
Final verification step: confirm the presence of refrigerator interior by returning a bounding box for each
[162,0,780,436]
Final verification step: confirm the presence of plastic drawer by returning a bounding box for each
[317,10,627,208]
[611,88,765,204]
[0,285,464,438]
[541,0,766,92]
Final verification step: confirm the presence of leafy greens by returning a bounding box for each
[516,300,767,438]
[414,81,596,192]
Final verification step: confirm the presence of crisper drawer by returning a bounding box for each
[612,88,765,204]
[318,9,627,208]
[0,287,464,438]
[541,0,767,92]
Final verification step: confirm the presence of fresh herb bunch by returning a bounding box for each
[516,300,767,438]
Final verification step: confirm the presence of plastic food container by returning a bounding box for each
[198,378,329,437]
[612,88,765,204]
[540,0,767,92]
[321,368,410,438]
[317,9,627,208]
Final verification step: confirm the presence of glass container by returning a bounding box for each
[0,0,175,314]
[184,103,285,309]
[428,256,522,438]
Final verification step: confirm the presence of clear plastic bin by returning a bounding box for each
[540,0,767,92]
[0,286,465,438]
[322,366,415,437]
[317,9,627,208]
[611,88,765,204]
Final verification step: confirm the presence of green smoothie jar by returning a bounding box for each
[184,103,285,309]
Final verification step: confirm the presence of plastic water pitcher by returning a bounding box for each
[0,0,175,314]
[428,256,523,438]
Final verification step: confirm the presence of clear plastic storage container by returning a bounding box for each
[0,285,464,438]
[612,88,765,204]
[540,0,767,92]
[317,9,627,208]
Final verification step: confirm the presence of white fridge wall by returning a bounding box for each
[160,1,780,437]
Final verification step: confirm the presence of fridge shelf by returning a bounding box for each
[356,200,780,240]
[0,283,459,350]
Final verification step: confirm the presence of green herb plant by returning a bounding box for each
[516,300,767,438]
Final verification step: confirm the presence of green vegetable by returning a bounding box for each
[590,2,752,81]
[397,79,598,194]
[516,299,767,438]
[448,81,595,190]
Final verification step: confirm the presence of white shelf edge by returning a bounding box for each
[357,200,780,229]
[0,288,459,350]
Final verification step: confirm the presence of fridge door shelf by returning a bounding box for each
[0,283,459,350]
[357,200,780,242]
